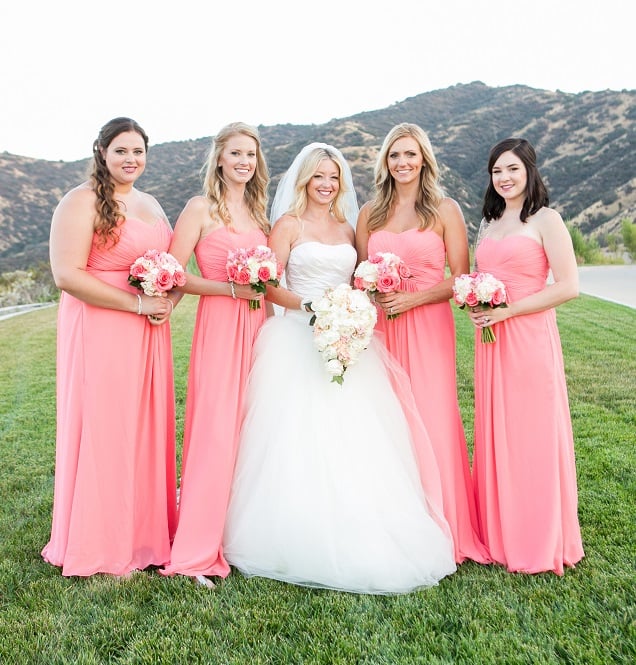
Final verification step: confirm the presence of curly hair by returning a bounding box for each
[367,123,444,233]
[481,138,549,223]
[201,122,270,233]
[89,117,149,246]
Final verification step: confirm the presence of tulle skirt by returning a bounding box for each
[223,311,456,594]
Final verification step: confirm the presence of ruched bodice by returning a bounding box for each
[87,218,172,275]
[195,226,268,280]
[286,242,357,300]
[476,236,549,301]
[369,229,446,289]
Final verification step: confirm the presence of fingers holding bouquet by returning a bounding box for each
[146,295,176,325]
[374,291,410,318]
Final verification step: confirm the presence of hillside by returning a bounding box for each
[0,82,634,272]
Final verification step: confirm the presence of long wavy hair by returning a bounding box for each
[287,147,350,224]
[482,137,549,223]
[367,123,444,232]
[201,122,270,233]
[90,117,148,246]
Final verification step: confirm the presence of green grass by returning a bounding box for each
[0,295,634,664]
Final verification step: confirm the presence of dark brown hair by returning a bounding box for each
[90,117,149,245]
[482,137,549,223]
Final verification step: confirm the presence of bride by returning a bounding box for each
[222,143,456,594]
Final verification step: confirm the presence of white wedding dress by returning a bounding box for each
[223,242,456,594]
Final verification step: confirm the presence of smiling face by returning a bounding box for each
[102,130,147,186]
[387,136,423,185]
[217,133,257,186]
[491,149,528,205]
[306,157,340,206]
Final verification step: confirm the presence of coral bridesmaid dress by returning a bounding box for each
[42,218,178,577]
[368,228,489,564]
[161,227,267,578]
[473,236,584,574]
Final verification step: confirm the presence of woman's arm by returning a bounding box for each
[354,203,371,263]
[469,208,578,328]
[168,196,259,301]
[49,186,169,317]
[264,216,308,310]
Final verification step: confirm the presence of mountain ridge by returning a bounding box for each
[1,81,634,272]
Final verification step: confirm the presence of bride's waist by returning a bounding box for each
[284,308,314,323]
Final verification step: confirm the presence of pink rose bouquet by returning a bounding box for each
[353,252,411,319]
[128,249,186,297]
[226,245,283,310]
[453,271,507,343]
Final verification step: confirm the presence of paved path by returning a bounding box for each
[578,265,636,309]
[0,302,56,322]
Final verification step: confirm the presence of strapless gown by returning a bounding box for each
[473,236,584,574]
[368,228,489,564]
[162,227,267,578]
[41,218,177,577]
[223,242,456,594]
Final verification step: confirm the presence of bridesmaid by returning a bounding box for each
[160,122,270,586]
[356,123,489,564]
[468,137,583,574]
[42,117,177,577]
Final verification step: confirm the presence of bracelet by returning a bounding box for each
[229,281,236,299]
[136,294,143,315]
[166,298,174,314]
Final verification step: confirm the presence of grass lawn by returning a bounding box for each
[0,294,634,664]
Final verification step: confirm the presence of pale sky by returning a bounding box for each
[1,0,633,162]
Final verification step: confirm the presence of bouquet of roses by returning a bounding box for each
[452,271,507,343]
[353,252,411,319]
[226,245,283,310]
[128,249,186,296]
[311,283,377,385]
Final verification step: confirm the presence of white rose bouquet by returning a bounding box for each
[311,283,377,385]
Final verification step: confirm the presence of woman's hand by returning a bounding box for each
[467,306,509,329]
[375,290,418,318]
[145,295,175,325]
[231,283,263,305]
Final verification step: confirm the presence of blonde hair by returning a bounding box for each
[287,147,349,224]
[201,122,270,233]
[367,123,444,232]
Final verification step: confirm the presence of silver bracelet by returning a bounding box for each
[230,281,236,299]
[136,294,143,315]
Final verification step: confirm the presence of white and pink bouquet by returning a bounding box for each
[128,249,186,296]
[353,252,411,319]
[226,245,283,310]
[311,283,377,385]
[452,271,507,343]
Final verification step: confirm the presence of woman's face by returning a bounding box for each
[387,136,423,185]
[102,131,147,186]
[491,150,528,202]
[306,158,340,206]
[217,134,258,185]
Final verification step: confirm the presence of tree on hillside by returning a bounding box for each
[621,219,636,260]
